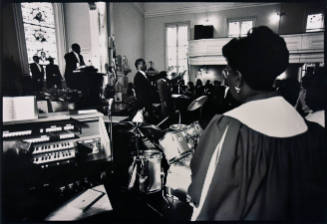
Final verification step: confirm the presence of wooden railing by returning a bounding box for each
[188,32,324,65]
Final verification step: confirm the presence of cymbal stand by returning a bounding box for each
[178,110,182,124]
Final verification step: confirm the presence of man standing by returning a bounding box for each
[46,57,62,89]
[157,71,172,118]
[30,55,45,92]
[133,58,156,121]
[64,43,85,88]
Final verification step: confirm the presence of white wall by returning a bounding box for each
[144,4,281,73]
[63,3,109,73]
[63,3,92,64]
[112,3,145,82]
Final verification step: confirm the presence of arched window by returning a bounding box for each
[21,3,58,68]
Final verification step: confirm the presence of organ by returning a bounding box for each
[2,110,112,219]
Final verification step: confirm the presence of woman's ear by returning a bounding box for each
[234,70,243,88]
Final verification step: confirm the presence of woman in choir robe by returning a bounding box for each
[188,26,327,221]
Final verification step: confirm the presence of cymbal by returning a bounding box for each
[139,124,165,139]
[187,95,208,111]
[125,122,164,139]
[171,94,190,99]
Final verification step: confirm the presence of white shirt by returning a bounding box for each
[36,63,42,72]
[138,70,147,79]
[73,51,80,64]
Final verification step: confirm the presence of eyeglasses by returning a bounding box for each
[222,66,233,79]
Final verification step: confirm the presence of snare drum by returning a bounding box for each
[132,150,163,194]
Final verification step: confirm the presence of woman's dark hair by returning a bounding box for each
[222,26,289,91]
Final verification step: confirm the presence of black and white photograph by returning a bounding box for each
[2,1,327,222]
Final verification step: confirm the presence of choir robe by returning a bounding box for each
[188,96,327,221]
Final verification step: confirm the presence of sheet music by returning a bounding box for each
[3,97,14,122]
[13,96,37,121]
[3,96,37,122]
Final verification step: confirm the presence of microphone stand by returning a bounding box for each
[107,99,114,161]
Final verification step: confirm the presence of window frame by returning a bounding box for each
[227,17,256,38]
[164,21,190,74]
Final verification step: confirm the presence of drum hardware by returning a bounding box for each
[158,121,203,205]
[126,122,165,194]
[124,120,203,209]
[128,149,163,194]
[156,116,169,128]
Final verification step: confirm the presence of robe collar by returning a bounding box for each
[224,96,308,138]
[306,110,325,128]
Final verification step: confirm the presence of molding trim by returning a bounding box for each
[144,3,279,18]
[12,3,29,75]
[133,3,144,16]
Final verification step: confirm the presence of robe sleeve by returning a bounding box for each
[188,115,245,220]
[188,115,230,206]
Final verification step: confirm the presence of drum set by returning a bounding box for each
[124,95,208,206]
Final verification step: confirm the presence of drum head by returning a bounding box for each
[169,124,187,131]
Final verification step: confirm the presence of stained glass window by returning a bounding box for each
[228,19,254,37]
[306,13,324,32]
[21,3,58,68]
[166,23,189,75]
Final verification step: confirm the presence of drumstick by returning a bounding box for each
[156,116,169,127]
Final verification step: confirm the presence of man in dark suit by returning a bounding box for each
[46,57,62,89]
[157,71,173,118]
[133,58,156,121]
[30,55,45,92]
[64,43,85,88]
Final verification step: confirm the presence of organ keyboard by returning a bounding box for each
[3,110,111,168]
[3,110,113,220]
